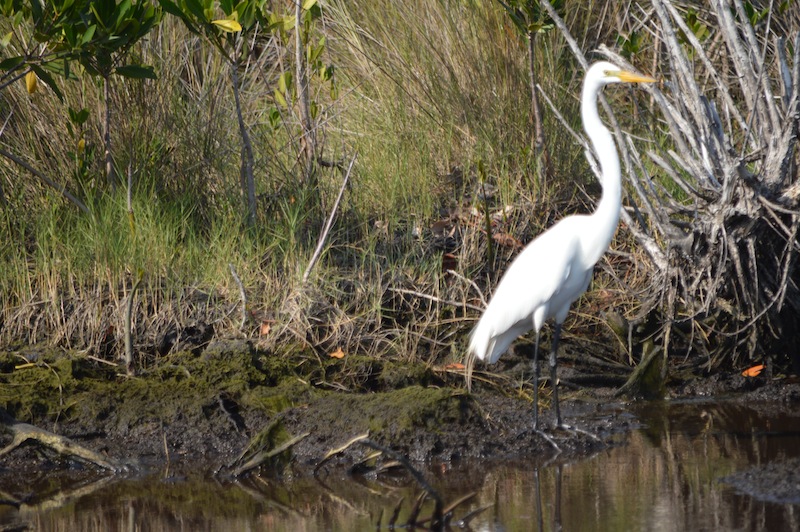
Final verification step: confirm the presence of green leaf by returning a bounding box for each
[113,0,132,28]
[80,25,97,46]
[220,0,236,15]
[0,55,24,71]
[274,87,287,108]
[268,107,281,129]
[159,0,199,34]
[89,4,107,29]
[29,0,42,25]
[302,0,318,10]
[0,32,12,48]
[183,0,206,20]
[115,64,157,79]
[69,107,90,125]
[278,71,292,94]
[31,64,64,101]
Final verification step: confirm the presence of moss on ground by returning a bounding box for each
[0,344,463,453]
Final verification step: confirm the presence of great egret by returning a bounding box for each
[467,61,656,430]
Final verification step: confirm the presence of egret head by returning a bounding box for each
[589,60,657,86]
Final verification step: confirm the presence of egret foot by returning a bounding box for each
[555,421,600,442]
[534,428,562,454]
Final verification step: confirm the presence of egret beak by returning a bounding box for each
[616,70,657,83]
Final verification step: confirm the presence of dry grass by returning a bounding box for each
[0,1,674,371]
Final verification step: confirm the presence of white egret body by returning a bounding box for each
[467,61,656,429]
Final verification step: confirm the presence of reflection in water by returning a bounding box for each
[2,400,800,530]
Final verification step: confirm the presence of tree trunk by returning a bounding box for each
[103,77,117,190]
[295,0,316,187]
[527,31,551,185]
[231,60,257,226]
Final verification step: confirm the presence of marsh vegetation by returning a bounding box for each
[1,4,800,521]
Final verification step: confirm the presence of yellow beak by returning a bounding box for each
[616,70,658,83]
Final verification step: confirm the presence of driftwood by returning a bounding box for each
[0,415,120,472]
[226,418,309,478]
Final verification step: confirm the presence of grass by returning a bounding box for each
[0,1,655,368]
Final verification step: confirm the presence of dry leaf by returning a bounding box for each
[431,219,452,237]
[259,322,271,337]
[441,252,457,272]
[493,232,523,250]
[25,71,37,94]
[742,364,765,377]
[444,362,465,370]
[491,205,514,222]
[329,347,345,359]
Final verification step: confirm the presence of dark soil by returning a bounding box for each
[1,338,799,505]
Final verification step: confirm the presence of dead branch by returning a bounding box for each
[0,417,120,472]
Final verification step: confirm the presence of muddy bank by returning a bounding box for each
[1,339,799,503]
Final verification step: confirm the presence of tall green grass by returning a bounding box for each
[0,0,644,363]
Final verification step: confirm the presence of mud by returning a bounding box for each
[721,457,800,504]
[1,338,799,507]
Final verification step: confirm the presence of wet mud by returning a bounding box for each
[1,339,799,509]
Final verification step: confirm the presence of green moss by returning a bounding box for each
[0,346,463,450]
[244,379,315,414]
[0,346,302,429]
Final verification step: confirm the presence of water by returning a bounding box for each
[2,399,799,531]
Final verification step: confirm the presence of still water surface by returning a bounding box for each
[2,399,799,531]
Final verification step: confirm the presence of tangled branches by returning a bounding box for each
[545,0,800,369]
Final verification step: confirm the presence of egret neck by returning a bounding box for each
[580,78,622,266]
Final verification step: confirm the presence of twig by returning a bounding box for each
[314,431,370,474]
[232,431,309,477]
[357,438,444,529]
[127,162,135,236]
[445,269,487,308]
[0,147,89,214]
[303,153,357,283]
[0,419,120,472]
[389,287,484,313]
[86,355,118,367]
[124,271,144,376]
[229,263,247,330]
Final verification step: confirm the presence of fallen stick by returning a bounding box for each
[231,431,309,477]
[303,153,357,283]
[0,418,120,472]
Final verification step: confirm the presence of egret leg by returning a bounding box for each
[533,331,540,430]
[548,325,599,441]
[549,323,563,427]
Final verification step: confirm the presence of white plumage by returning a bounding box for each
[467,61,656,429]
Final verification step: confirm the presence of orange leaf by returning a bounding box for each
[329,347,345,359]
[493,232,523,250]
[742,364,765,377]
[441,252,457,272]
[444,362,465,370]
[259,322,271,336]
